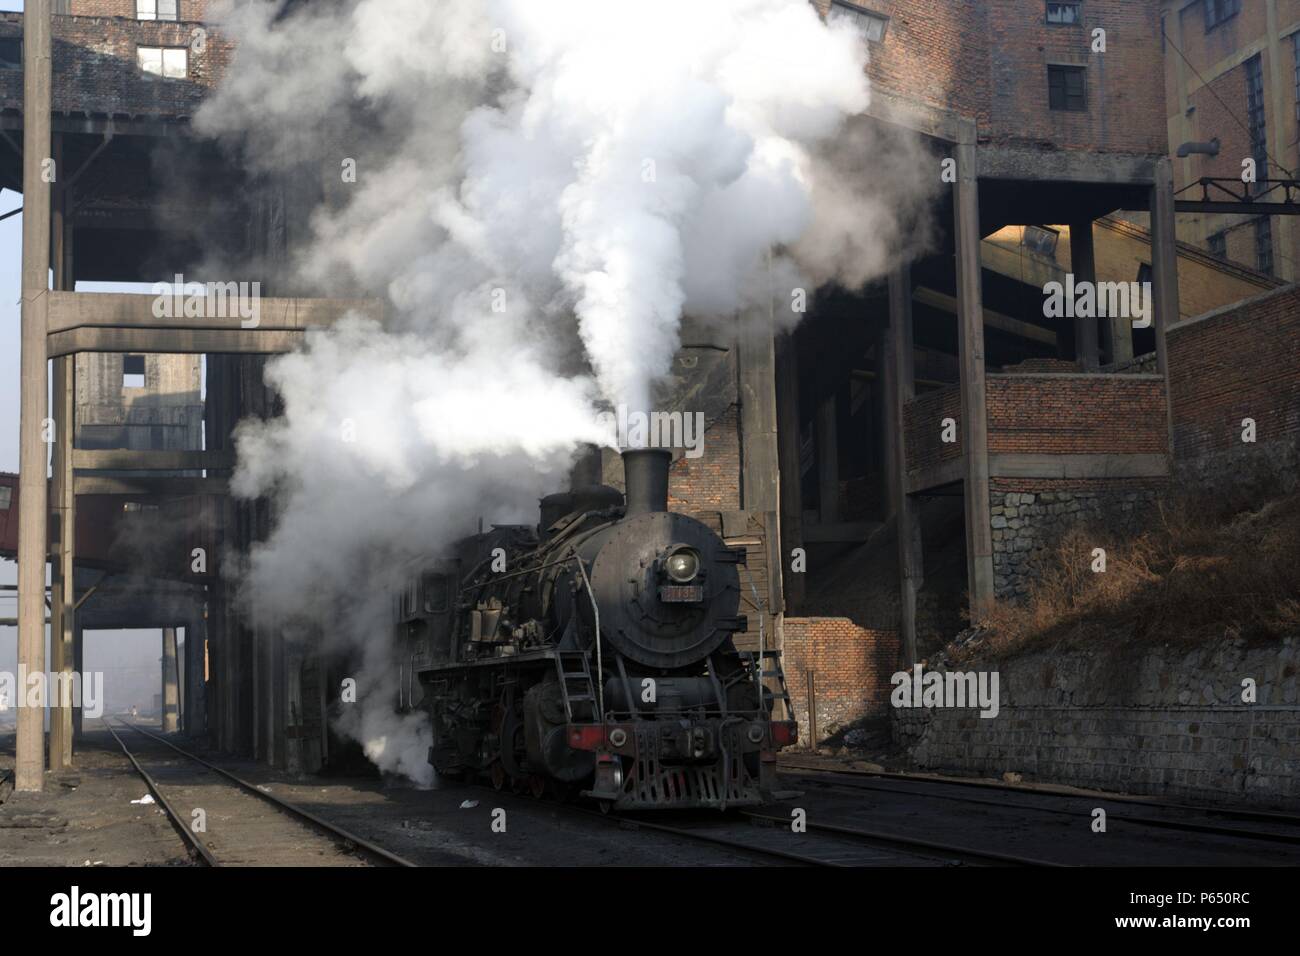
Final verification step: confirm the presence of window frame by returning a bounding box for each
[1047,64,1088,112]
[827,0,889,43]
[1255,217,1274,275]
[1204,0,1241,33]
[1046,2,1083,26]
[137,0,179,22]
[1022,225,1061,258]
[137,45,188,79]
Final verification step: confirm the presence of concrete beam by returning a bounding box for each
[46,290,383,334]
[979,145,1157,184]
[48,327,308,356]
[987,453,1170,479]
[73,449,235,471]
[74,476,230,497]
[905,457,966,495]
[913,287,1057,346]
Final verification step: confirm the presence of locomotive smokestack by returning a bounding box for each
[622,448,671,516]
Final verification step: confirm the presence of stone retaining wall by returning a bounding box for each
[893,638,1300,808]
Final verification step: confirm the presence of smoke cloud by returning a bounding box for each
[196,0,935,783]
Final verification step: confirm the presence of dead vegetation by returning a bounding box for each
[969,487,1300,663]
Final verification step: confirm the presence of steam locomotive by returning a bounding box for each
[393,448,797,811]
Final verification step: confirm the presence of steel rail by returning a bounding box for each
[118,721,419,868]
[785,768,1300,847]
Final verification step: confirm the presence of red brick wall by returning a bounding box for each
[69,1,214,21]
[811,0,1165,154]
[668,405,742,513]
[1167,286,1300,461]
[0,11,232,117]
[903,383,962,473]
[783,617,900,745]
[987,374,1169,456]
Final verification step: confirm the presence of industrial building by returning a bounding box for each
[0,0,1296,811]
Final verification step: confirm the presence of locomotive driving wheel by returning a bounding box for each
[529,774,547,799]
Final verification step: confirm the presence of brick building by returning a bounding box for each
[1161,0,1300,280]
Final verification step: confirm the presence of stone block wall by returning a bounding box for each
[894,638,1300,808]
[989,477,1163,602]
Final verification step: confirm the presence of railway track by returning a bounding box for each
[108,721,418,867]
[781,763,1300,849]
[467,779,1061,867]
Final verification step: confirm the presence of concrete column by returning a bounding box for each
[184,614,207,738]
[15,0,53,792]
[71,621,84,737]
[1151,157,1180,460]
[815,396,840,524]
[954,136,995,620]
[161,627,179,733]
[1150,158,1179,377]
[887,266,922,665]
[774,335,805,609]
[1069,221,1101,370]
[737,313,785,632]
[49,133,75,770]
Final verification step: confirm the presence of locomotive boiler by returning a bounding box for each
[394,448,797,810]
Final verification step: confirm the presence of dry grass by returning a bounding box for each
[970,490,1300,663]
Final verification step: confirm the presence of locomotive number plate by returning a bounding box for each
[659,584,705,603]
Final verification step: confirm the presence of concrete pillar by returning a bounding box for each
[184,614,207,738]
[49,134,75,770]
[815,396,840,524]
[737,313,785,631]
[1069,221,1101,370]
[1151,157,1180,459]
[887,266,922,665]
[161,627,179,733]
[954,136,995,620]
[774,335,805,609]
[1150,158,1179,377]
[15,0,53,792]
[71,621,84,736]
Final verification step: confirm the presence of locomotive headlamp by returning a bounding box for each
[664,547,701,583]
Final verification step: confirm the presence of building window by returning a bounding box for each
[1245,54,1267,193]
[827,1,888,42]
[1204,0,1241,32]
[1255,217,1274,275]
[1136,263,1153,286]
[1046,3,1082,25]
[137,0,179,21]
[137,46,188,79]
[1207,231,1227,259]
[1022,225,1060,257]
[1048,65,1087,111]
[0,37,20,70]
[123,354,146,389]
[0,485,11,511]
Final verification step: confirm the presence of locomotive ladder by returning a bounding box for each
[555,651,598,722]
[741,649,795,721]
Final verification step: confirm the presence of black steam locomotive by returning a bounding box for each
[394,448,797,810]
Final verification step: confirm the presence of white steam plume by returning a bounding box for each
[196,0,934,783]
